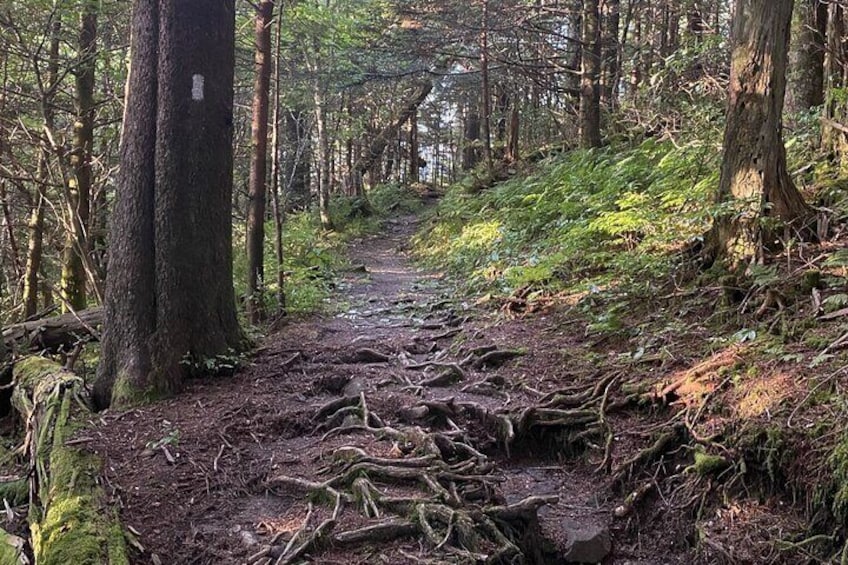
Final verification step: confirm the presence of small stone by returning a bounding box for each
[343,376,367,397]
[563,523,611,564]
[239,530,259,547]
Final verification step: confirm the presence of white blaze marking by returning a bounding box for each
[192,74,205,101]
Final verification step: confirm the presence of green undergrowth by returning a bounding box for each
[411,123,848,559]
[413,138,720,297]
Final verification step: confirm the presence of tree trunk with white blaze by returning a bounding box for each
[95,0,243,408]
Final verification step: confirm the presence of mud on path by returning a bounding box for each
[89,215,688,564]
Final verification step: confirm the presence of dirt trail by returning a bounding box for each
[89,215,683,564]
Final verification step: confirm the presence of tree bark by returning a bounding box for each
[95,0,242,408]
[409,110,422,184]
[704,0,813,268]
[788,0,826,112]
[22,16,61,319]
[601,0,621,108]
[283,109,311,210]
[312,77,334,230]
[61,1,97,312]
[479,0,493,170]
[270,3,285,312]
[506,100,520,162]
[822,3,847,160]
[246,0,274,324]
[462,101,481,170]
[580,0,602,148]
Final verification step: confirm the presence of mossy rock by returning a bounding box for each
[689,451,731,476]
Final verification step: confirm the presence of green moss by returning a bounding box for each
[828,432,848,523]
[689,451,730,476]
[32,394,127,564]
[110,374,165,409]
[12,358,128,564]
[0,529,26,565]
[14,357,68,389]
[0,480,28,507]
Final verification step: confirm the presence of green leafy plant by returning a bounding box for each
[180,348,246,378]
[414,138,721,298]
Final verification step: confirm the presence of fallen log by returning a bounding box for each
[2,307,102,354]
[11,357,127,564]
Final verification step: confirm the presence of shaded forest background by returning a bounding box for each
[0,0,823,326]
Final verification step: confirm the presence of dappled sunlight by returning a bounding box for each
[454,220,503,253]
[655,345,748,407]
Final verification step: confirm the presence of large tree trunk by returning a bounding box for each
[704,0,813,269]
[246,0,274,324]
[12,357,128,564]
[61,2,97,313]
[788,0,826,112]
[580,0,602,148]
[95,0,242,408]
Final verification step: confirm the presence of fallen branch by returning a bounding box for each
[2,307,103,354]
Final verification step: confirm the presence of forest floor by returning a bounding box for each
[85,212,823,564]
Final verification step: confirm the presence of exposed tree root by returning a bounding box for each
[420,365,465,387]
[470,349,525,369]
[284,391,565,561]
[341,348,392,364]
[427,328,462,341]
[612,425,686,486]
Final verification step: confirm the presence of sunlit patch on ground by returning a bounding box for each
[731,371,796,420]
[655,345,747,407]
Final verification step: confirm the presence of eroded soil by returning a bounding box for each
[88,216,700,564]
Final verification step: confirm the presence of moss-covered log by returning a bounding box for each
[0,527,28,565]
[11,357,127,565]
